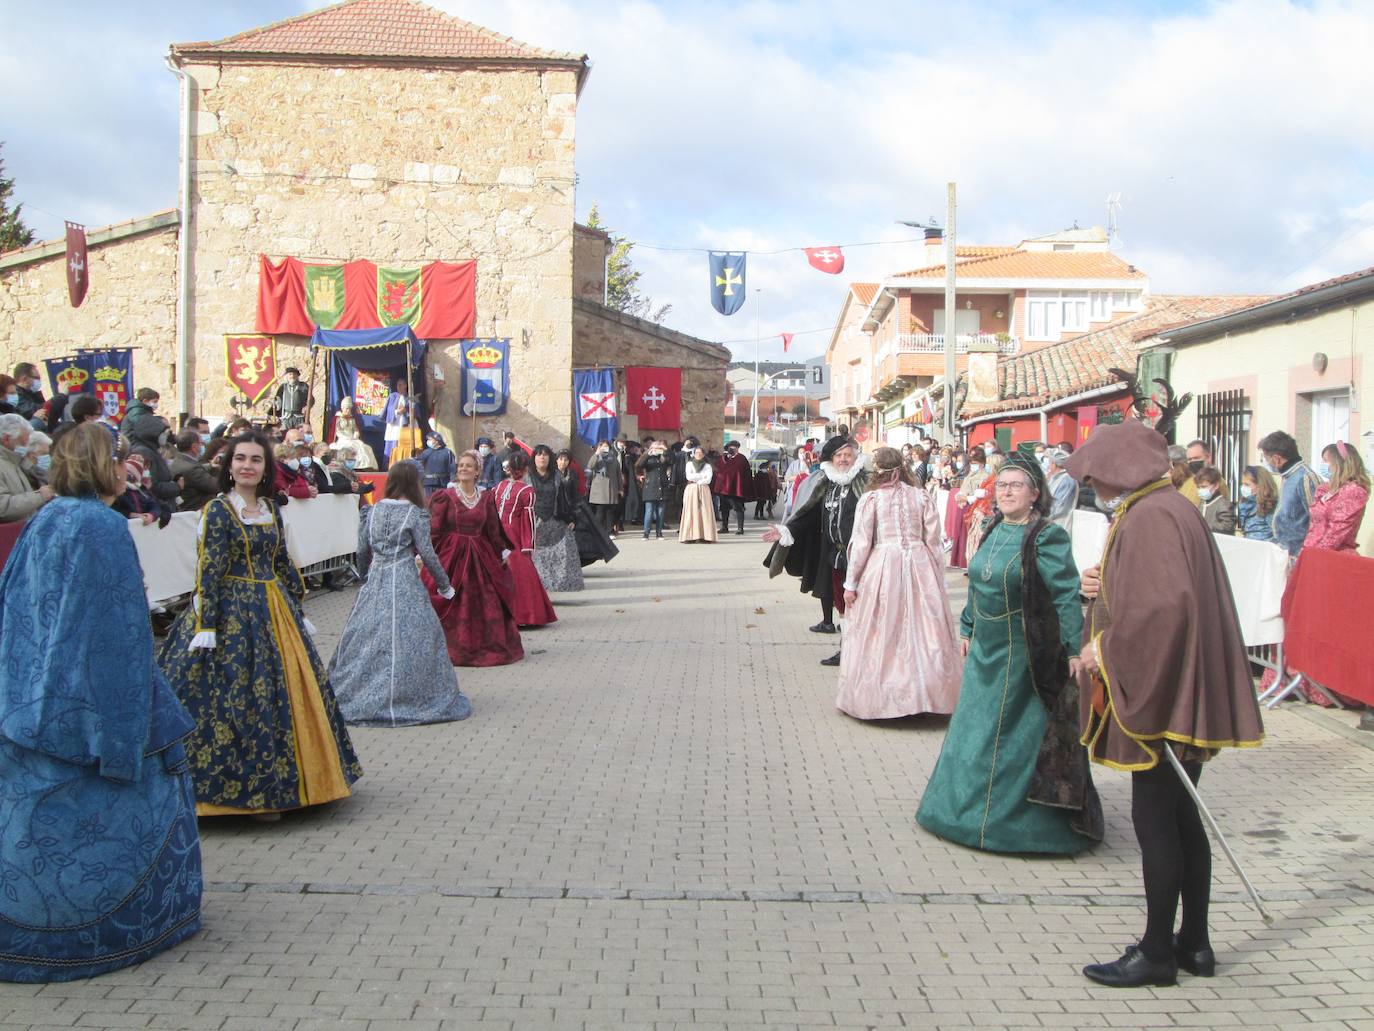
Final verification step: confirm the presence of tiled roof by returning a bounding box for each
[898,248,1147,282]
[851,282,878,305]
[891,246,1016,276]
[172,0,586,65]
[960,294,1272,418]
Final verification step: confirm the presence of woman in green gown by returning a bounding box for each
[917,453,1102,855]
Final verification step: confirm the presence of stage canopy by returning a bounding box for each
[312,325,429,466]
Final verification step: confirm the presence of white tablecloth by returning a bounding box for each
[1067,509,1286,647]
[129,495,361,604]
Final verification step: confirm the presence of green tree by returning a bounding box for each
[0,142,36,253]
[584,203,671,324]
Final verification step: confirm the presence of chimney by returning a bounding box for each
[965,339,1000,406]
[923,226,944,267]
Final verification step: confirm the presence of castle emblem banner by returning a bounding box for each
[257,255,475,339]
[224,334,278,404]
[460,338,509,417]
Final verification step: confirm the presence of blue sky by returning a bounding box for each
[4,0,1373,361]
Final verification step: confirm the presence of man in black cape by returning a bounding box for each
[761,434,868,665]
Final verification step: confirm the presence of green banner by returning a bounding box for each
[378,266,422,327]
[304,264,345,329]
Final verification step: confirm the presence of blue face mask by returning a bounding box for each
[35,454,51,472]
[1317,462,1331,478]
[200,433,212,445]
[345,459,357,470]
[300,456,313,467]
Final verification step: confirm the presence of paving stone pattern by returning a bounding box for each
[4,527,1372,1030]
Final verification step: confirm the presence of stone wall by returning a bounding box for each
[572,297,728,457]
[181,57,578,444]
[0,221,179,395]
[572,224,608,303]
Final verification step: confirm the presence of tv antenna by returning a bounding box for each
[1107,193,1124,247]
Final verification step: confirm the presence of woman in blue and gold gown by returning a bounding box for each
[917,453,1102,855]
[159,432,361,817]
[1,424,202,982]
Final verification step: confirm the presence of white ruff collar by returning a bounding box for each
[821,452,866,486]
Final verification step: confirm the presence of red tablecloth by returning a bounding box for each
[0,519,26,572]
[1281,548,1374,705]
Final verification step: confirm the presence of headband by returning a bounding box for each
[1336,439,1349,459]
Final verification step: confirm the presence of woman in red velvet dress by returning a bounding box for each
[424,451,524,667]
[490,451,557,628]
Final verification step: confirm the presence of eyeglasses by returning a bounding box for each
[995,481,1032,492]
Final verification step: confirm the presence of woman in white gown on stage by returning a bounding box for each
[331,396,378,471]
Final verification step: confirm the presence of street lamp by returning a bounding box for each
[750,367,807,448]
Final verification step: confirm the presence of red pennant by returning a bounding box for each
[803,246,844,274]
[65,222,89,308]
[781,333,794,353]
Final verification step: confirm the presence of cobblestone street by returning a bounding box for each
[5,526,1373,1030]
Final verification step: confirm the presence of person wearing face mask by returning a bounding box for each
[10,363,46,420]
[1302,440,1370,554]
[125,415,180,511]
[1178,439,1227,508]
[1256,430,1324,558]
[678,444,718,543]
[0,413,54,521]
[0,373,22,416]
[1068,419,1263,989]
[946,446,987,569]
[416,431,457,498]
[712,440,753,535]
[20,430,52,487]
[586,439,624,536]
[120,388,161,440]
[321,447,375,503]
[476,436,501,489]
[112,451,173,528]
[329,396,379,471]
[294,442,343,496]
[1235,465,1278,542]
[1193,467,1235,535]
[271,441,316,502]
[169,430,219,511]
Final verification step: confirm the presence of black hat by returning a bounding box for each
[725,440,741,451]
[820,434,854,462]
[476,436,494,447]
[284,366,301,376]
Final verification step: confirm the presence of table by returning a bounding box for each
[1279,547,1374,706]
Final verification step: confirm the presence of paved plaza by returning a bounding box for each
[4,525,1374,1031]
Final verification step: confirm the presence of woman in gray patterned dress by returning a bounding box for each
[528,444,584,592]
[328,463,472,726]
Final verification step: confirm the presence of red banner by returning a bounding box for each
[804,245,844,275]
[624,366,682,431]
[65,222,88,308]
[256,255,475,338]
[225,334,278,405]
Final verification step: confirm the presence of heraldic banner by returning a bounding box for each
[460,338,510,418]
[224,334,278,405]
[573,367,618,446]
[624,366,682,431]
[257,255,475,339]
[43,349,134,420]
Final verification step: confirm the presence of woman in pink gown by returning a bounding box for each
[424,452,524,667]
[491,451,558,628]
[838,446,962,719]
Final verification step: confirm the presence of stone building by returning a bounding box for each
[0,0,727,449]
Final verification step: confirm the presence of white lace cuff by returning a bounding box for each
[776,524,794,548]
[842,582,857,593]
[500,549,512,562]
[440,586,456,600]
[190,630,217,650]
[302,616,318,637]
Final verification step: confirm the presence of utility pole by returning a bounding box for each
[750,288,762,448]
[943,182,958,443]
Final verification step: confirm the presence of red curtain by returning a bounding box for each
[256,256,313,335]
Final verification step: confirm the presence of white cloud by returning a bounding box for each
[6,0,1371,363]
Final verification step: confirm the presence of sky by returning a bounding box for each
[3,0,1373,363]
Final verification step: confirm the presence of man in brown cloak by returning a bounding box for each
[1066,418,1264,988]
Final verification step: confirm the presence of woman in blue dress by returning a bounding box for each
[159,432,362,818]
[0,423,202,981]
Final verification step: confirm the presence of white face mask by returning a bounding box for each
[1197,486,1214,501]
[11,443,28,457]
[300,456,312,467]
[1241,485,1255,498]
[1095,494,1124,514]
[478,446,491,457]
[4,393,17,405]
[285,459,300,470]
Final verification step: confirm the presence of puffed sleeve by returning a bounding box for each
[192,498,233,635]
[410,507,451,593]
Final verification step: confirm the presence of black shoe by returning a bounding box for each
[809,621,838,634]
[819,652,841,667]
[656,533,664,539]
[735,529,745,535]
[1173,936,1216,977]
[1082,945,1177,988]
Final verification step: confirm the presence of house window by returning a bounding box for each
[1111,290,1140,310]
[811,365,824,384]
[1090,291,1112,321]
[1028,290,1089,338]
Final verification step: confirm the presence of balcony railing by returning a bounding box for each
[897,333,1020,356]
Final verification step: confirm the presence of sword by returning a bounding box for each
[1163,744,1274,924]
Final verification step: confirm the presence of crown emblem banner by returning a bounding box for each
[43,349,133,417]
[460,337,510,417]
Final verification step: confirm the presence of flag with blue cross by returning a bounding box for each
[709,252,747,316]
